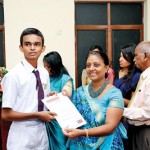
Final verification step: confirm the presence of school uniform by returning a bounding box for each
[2,59,50,150]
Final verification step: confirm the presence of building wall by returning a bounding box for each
[144,0,150,40]
[4,0,150,86]
[4,0,75,82]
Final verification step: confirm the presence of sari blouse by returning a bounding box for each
[50,74,73,92]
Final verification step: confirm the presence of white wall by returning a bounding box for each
[144,0,150,40]
[4,0,150,87]
[4,0,75,83]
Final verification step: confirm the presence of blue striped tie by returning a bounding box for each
[33,70,44,111]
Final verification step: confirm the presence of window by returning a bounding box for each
[0,2,5,67]
[75,2,143,87]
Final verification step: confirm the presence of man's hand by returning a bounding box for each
[37,111,57,122]
[48,91,57,96]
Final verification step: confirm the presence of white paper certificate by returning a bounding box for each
[42,93,86,129]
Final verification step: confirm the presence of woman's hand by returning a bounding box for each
[62,89,71,98]
[62,128,84,139]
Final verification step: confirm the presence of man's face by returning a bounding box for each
[134,46,145,71]
[19,34,45,62]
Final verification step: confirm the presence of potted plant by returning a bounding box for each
[0,67,9,150]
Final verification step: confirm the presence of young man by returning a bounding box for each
[123,41,150,150]
[1,28,56,150]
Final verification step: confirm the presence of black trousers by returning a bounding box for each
[128,124,150,150]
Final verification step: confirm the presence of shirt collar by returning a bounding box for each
[21,59,39,73]
[141,67,150,80]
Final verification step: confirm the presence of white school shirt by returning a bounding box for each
[2,59,50,112]
[123,67,150,126]
[1,59,50,150]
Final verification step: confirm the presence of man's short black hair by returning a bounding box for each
[20,28,44,46]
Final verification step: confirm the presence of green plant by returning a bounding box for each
[0,67,8,102]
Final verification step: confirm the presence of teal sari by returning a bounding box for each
[46,74,73,150]
[67,85,127,150]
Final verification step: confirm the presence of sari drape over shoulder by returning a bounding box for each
[46,74,73,150]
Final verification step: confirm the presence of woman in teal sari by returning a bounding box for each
[63,51,127,150]
[43,51,74,150]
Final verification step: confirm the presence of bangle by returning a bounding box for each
[84,129,89,138]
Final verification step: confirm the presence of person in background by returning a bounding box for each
[106,60,115,84]
[124,41,150,150]
[1,28,56,150]
[82,45,114,85]
[114,43,141,150]
[114,43,141,107]
[63,51,127,150]
[43,51,74,150]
